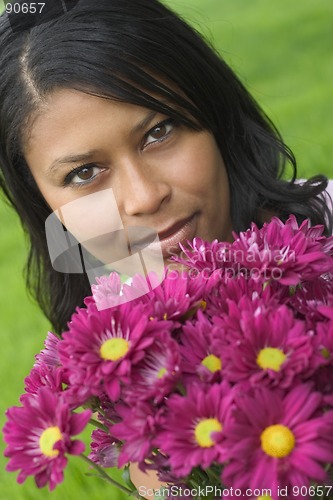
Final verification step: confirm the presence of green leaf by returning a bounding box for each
[122,465,138,491]
[153,487,170,500]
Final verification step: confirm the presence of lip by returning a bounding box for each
[147,214,198,258]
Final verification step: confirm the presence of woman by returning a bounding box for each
[0,0,331,337]
[1,0,332,496]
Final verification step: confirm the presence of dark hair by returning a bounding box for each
[0,0,331,333]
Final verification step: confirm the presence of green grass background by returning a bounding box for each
[0,0,332,498]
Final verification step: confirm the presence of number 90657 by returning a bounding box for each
[5,3,46,14]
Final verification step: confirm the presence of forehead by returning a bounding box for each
[23,71,192,146]
[24,89,154,161]
[26,89,142,139]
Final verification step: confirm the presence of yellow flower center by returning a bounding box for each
[201,354,222,373]
[157,367,167,379]
[39,426,62,457]
[194,418,222,448]
[163,313,168,320]
[320,347,330,359]
[261,424,295,458]
[256,347,286,371]
[200,300,207,311]
[100,338,129,361]
[263,280,271,291]
[257,496,272,500]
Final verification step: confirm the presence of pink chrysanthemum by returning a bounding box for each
[58,302,159,402]
[156,382,234,477]
[121,271,161,304]
[122,330,181,404]
[143,453,188,485]
[179,311,224,384]
[111,401,164,468]
[88,429,120,468]
[310,320,333,369]
[311,320,333,404]
[287,275,333,327]
[222,491,274,500]
[3,387,91,491]
[222,303,312,389]
[89,271,163,310]
[313,364,333,407]
[90,272,124,310]
[317,292,333,320]
[21,363,64,404]
[35,332,61,368]
[94,394,123,427]
[144,269,207,323]
[206,273,283,319]
[211,290,286,341]
[222,384,333,498]
[230,215,333,285]
[171,237,231,274]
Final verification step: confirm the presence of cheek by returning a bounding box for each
[56,189,124,240]
[167,134,227,198]
[35,176,122,246]
[45,188,137,266]
[29,174,69,213]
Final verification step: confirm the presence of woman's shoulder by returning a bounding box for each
[325,179,333,200]
[297,177,333,233]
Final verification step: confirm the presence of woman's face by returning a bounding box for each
[24,89,232,270]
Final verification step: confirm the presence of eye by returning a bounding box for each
[64,164,103,186]
[143,119,175,148]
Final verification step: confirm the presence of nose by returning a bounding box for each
[116,157,171,217]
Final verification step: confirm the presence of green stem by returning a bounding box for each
[80,454,144,499]
[176,382,186,396]
[190,467,208,485]
[205,466,222,485]
[96,406,107,419]
[89,418,109,432]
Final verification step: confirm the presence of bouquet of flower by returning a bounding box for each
[3,215,333,500]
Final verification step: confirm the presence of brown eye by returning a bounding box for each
[64,164,102,186]
[77,166,94,181]
[144,119,175,147]
[150,123,168,140]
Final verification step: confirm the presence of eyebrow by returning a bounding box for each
[47,110,158,173]
[130,110,158,136]
[48,150,99,173]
